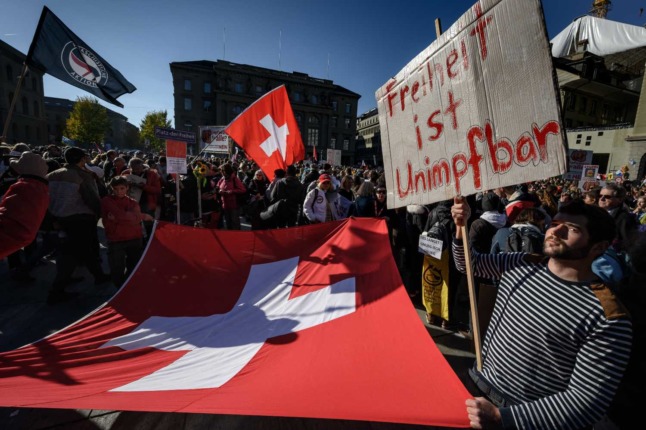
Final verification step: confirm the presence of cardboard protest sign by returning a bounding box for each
[376,0,567,209]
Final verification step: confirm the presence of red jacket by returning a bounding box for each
[0,176,49,260]
[101,195,144,243]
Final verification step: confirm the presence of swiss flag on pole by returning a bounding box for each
[0,218,471,427]
[312,145,318,162]
[225,85,304,181]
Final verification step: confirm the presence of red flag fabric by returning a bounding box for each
[225,85,304,181]
[312,145,318,162]
[0,218,471,427]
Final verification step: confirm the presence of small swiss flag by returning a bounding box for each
[312,145,318,162]
[225,85,305,181]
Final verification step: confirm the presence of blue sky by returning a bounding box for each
[1,0,645,129]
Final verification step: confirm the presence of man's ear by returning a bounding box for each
[589,240,610,259]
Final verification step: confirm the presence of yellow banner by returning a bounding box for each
[422,251,449,321]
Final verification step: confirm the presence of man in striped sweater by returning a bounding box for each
[451,198,632,430]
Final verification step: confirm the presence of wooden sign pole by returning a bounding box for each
[437,12,483,371]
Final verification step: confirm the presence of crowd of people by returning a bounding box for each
[1,140,644,429]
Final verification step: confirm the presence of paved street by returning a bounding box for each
[0,225,475,430]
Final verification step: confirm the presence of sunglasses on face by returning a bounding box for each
[599,194,616,200]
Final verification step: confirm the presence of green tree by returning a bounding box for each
[140,110,172,153]
[64,97,110,148]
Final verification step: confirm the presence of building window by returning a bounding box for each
[184,121,193,131]
[330,137,336,149]
[566,93,575,111]
[310,94,318,105]
[589,100,597,116]
[307,128,319,147]
[293,91,302,102]
[598,131,604,137]
[33,101,39,117]
[255,85,264,95]
[331,116,337,128]
[578,96,587,113]
[234,82,244,93]
[184,98,192,111]
[576,134,582,145]
[184,79,192,91]
[308,115,319,125]
[22,97,28,115]
[204,82,212,94]
[232,105,243,115]
[6,65,12,81]
[332,100,337,111]
[31,78,37,91]
[295,113,302,124]
[343,138,350,150]
[203,100,212,111]
[585,136,592,146]
[345,103,351,114]
[344,118,350,129]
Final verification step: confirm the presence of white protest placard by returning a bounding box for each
[578,164,600,190]
[200,126,229,154]
[376,0,567,209]
[418,235,443,260]
[166,140,187,175]
[326,148,342,166]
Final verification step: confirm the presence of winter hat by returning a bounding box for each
[10,152,48,179]
[64,147,87,165]
[481,192,501,213]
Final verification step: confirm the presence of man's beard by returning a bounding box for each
[543,236,593,260]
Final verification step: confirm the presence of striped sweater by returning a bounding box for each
[453,240,632,430]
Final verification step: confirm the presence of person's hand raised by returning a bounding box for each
[451,196,471,227]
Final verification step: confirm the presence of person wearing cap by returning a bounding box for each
[0,152,49,260]
[47,147,110,303]
[101,176,154,286]
[303,174,341,224]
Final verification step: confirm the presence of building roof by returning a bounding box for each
[170,59,360,98]
[551,16,646,75]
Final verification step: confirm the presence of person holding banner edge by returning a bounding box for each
[451,196,632,429]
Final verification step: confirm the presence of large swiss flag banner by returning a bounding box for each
[225,85,305,181]
[0,218,470,427]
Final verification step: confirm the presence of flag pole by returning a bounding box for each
[0,63,28,142]
[436,16,483,371]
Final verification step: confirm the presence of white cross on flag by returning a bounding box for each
[225,85,305,181]
[0,218,471,427]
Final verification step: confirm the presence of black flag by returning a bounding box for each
[25,7,136,108]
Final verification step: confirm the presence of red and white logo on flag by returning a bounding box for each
[225,85,305,181]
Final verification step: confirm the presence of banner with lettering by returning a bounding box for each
[200,126,229,154]
[376,0,567,209]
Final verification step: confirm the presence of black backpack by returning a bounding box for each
[504,226,544,254]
